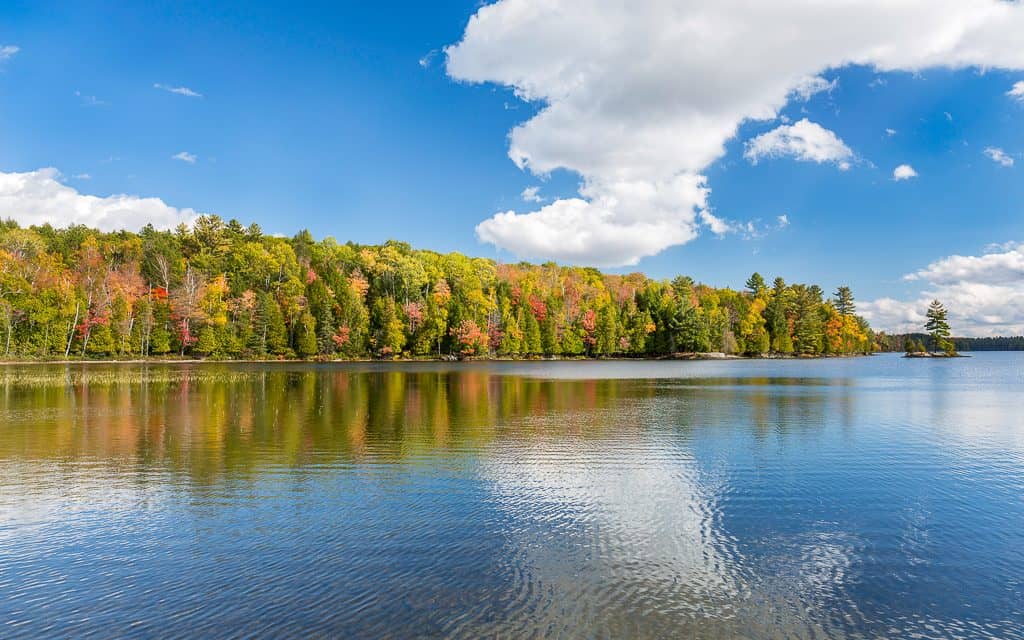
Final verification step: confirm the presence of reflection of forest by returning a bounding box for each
[0,365,844,483]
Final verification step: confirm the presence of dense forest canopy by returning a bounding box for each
[0,215,877,359]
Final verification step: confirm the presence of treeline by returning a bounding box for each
[0,216,875,360]
[879,334,1024,352]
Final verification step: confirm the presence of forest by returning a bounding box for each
[879,334,1024,352]
[0,215,877,360]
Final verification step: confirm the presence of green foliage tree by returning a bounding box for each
[295,310,318,358]
[833,286,856,316]
[745,272,767,297]
[924,299,954,354]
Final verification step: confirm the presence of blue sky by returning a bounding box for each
[1,1,1023,334]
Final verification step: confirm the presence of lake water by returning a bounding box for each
[1,354,1022,638]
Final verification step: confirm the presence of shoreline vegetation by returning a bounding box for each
[0,351,878,365]
[3,215,876,362]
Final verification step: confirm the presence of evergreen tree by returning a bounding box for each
[86,323,115,356]
[767,278,793,353]
[596,305,618,355]
[306,277,335,355]
[371,297,405,356]
[540,314,559,355]
[745,272,767,297]
[295,310,318,358]
[924,299,954,354]
[792,287,824,354]
[194,325,219,356]
[261,292,289,356]
[833,286,856,316]
[150,301,172,355]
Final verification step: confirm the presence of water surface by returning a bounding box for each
[1,354,1022,638]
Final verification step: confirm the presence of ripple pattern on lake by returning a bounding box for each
[1,355,1023,638]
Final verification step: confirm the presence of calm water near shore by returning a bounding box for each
[1,353,1022,638]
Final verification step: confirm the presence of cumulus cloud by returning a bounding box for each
[520,186,543,203]
[0,45,18,62]
[893,164,918,181]
[744,119,854,168]
[777,214,790,228]
[154,83,202,98]
[983,146,1014,167]
[0,168,201,231]
[476,174,707,266]
[1008,81,1024,102]
[446,0,1024,266]
[885,128,897,137]
[904,246,1024,286]
[861,242,1024,336]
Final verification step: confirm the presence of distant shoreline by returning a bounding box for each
[0,352,879,366]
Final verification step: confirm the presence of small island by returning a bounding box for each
[903,300,966,358]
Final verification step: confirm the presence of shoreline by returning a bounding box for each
[0,352,877,366]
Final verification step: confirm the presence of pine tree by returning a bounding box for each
[833,286,856,316]
[924,299,954,354]
[745,272,767,297]
[792,288,824,354]
[767,277,793,354]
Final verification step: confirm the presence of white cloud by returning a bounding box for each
[862,242,1024,336]
[893,164,918,181]
[983,146,1014,167]
[744,119,854,168]
[791,75,837,101]
[776,214,790,228]
[904,245,1024,285]
[446,0,1024,266]
[71,173,91,180]
[154,83,202,98]
[0,168,201,231]
[885,128,897,137]
[1008,81,1024,102]
[699,209,733,236]
[419,50,438,68]
[477,174,707,266]
[172,151,197,164]
[0,45,18,62]
[520,186,543,203]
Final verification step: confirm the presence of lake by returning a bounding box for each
[1,353,1022,638]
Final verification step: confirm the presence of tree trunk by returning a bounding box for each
[65,302,80,358]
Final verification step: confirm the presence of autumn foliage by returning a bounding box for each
[0,216,874,359]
